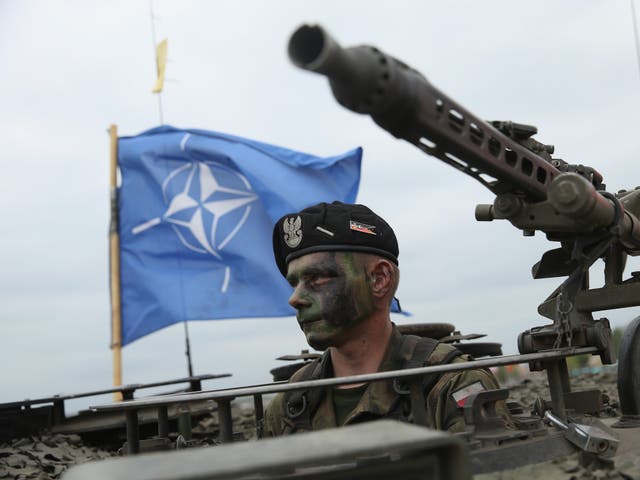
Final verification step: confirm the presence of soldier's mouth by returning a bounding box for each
[298,317,322,326]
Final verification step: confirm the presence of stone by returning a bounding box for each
[6,454,27,468]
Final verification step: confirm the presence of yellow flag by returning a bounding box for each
[151,38,168,94]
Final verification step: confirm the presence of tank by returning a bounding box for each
[53,24,640,480]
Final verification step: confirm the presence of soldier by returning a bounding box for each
[265,201,510,435]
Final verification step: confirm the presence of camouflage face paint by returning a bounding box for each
[286,252,375,350]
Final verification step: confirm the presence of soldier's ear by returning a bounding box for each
[370,259,393,298]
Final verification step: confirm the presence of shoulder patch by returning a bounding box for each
[451,381,485,407]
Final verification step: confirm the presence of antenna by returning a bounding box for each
[631,0,640,82]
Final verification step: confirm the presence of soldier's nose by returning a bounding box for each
[288,287,309,309]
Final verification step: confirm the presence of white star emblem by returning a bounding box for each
[160,162,257,258]
[131,134,258,291]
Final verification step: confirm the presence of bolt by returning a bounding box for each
[494,195,521,217]
[495,197,511,210]
[553,181,579,206]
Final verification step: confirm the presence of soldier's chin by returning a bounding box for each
[305,333,331,351]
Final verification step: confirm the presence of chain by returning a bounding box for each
[553,291,574,349]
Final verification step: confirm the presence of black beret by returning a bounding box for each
[273,201,399,276]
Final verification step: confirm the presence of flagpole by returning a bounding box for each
[109,124,123,401]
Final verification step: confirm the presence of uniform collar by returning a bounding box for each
[313,324,406,427]
[346,324,406,420]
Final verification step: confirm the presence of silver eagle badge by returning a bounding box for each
[283,216,303,248]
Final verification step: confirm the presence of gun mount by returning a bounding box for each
[288,24,640,422]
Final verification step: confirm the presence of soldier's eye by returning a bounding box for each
[310,276,331,287]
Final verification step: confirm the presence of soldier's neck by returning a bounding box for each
[330,316,392,386]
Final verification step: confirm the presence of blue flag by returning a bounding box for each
[117,126,361,345]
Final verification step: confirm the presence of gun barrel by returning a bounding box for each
[288,24,419,125]
[288,25,346,77]
[548,174,640,251]
[288,24,560,201]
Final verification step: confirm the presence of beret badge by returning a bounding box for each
[283,215,303,248]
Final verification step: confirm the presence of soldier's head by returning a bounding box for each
[273,202,399,350]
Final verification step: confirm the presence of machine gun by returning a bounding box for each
[287,24,640,424]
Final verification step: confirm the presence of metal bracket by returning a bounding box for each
[544,411,618,459]
[463,389,530,447]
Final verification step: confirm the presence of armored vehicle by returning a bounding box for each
[62,24,640,479]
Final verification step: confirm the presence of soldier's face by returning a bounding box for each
[286,251,375,350]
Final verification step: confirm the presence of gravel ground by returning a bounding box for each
[0,433,113,480]
[506,368,620,413]
[1,368,637,479]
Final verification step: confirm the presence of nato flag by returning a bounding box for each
[117,126,361,345]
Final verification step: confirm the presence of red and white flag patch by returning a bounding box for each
[349,220,376,235]
[451,381,485,408]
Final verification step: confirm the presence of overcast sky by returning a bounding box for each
[2,1,640,410]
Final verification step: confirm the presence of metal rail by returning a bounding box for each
[89,347,598,454]
[91,348,596,412]
[0,373,231,432]
[0,374,231,409]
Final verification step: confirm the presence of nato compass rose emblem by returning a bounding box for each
[131,134,258,292]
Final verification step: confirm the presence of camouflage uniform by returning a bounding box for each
[264,326,511,436]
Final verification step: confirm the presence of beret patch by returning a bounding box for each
[272,201,399,276]
[282,215,303,248]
